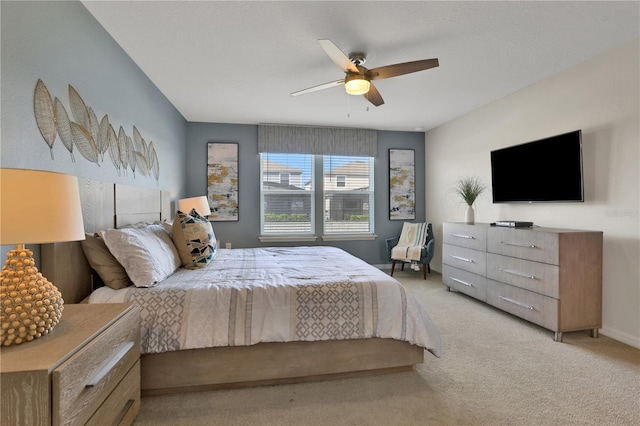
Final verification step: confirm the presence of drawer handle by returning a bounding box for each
[451,233,475,240]
[115,399,136,425]
[501,241,537,249]
[499,296,535,310]
[86,341,134,388]
[499,268,536,280]
[450,255,474,263]
[450,277,474,287]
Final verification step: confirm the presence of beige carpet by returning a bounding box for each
[133,271,640,426]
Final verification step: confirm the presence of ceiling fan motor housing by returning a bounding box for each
[348,52,367,66]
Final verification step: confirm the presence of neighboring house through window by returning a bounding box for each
[260,153,374,238]
[260,154,314,235]
[323,156,374,235]
[257,124,377,241]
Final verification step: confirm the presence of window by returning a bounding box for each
[260,153,314,235]
[260,153,374,239]
[323,155,374,235]
[280,172,290,186]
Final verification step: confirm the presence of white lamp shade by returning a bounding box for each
[0,169,85,245]
[178,196,211,216]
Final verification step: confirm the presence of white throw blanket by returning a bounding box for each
[391,222,429,262]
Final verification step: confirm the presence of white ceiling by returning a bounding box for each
[82,1,639,132]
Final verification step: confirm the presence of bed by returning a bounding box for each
[42,180,441,395]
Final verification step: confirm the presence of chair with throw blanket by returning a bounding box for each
[386,222,435,280]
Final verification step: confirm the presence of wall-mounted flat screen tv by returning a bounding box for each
[491,130,584,203]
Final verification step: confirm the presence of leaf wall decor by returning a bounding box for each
[149,142,160,181]
[147,145,156,175]
[68,85,90,130]
[133,126,143,152]
[135,151,149,177]
[127,135,136,176]
[88,107,101,156]
[118,126,129,174]
[107,124,121,174]
[54,98,75,162]
[33,79,160,181]
[141,137,149,161]
[34,79,57,159]
[70,121,99,166]
[98,115,111,161]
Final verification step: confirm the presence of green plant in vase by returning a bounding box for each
[454,176,486,224]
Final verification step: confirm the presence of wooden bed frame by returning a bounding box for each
[42,180,425,395]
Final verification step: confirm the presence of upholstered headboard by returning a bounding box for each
[41,179,171,303]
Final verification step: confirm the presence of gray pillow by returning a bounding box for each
[80,233,133,290]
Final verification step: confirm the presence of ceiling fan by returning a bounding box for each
[291,39,439,107]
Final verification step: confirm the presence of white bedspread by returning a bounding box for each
[90,246,442,357]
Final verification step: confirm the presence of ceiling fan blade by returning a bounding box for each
[291,79,344,97]
[364,82,384,107]
[318,39,359,73]
[368,58,439,80]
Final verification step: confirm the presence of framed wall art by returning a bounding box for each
[389,148,415,220]
[207,142,239,221]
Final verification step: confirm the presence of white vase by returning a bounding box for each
[465,205,475,224]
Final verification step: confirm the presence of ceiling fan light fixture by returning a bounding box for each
[344,75,370,95]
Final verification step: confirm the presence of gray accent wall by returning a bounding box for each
[1,0,424,267]
[1,1,187,259]
[186,122,426,265]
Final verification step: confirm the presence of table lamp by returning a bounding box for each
[178,196,211,216]
[0,169,85,346]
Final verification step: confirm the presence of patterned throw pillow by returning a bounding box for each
[171,209,217,269]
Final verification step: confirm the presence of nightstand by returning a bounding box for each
[1,303,141,425]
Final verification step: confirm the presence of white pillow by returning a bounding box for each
[102,224,181,287]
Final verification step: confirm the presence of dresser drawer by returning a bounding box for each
[487,253,559,298]
[86,360,140,426]
[487,280,558,331]
[442,244,486,276]
[488,227,559,264]
[442,265,487,301]
[442,223,602,342]
[52,308,140,425]
[443,223,486,251]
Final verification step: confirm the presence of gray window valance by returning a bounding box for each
[258,124,377,157]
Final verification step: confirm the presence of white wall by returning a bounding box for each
[425,39,639,348]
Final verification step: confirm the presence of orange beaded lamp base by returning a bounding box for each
[0,248,64,346]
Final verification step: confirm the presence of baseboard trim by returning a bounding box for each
[600,326,640,349]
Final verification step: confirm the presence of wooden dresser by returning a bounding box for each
[1,303,140,425]
[442,223,603,341]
